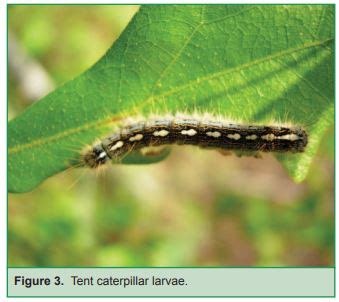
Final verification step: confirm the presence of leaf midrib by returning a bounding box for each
[9,38,333,155]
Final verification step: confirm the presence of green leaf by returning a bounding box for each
[9,5,334,193]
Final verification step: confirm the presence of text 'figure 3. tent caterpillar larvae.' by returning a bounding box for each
[82,114,308,169]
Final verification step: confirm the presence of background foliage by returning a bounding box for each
[8,5,333,266]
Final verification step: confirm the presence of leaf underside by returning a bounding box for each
[9,5,334,193]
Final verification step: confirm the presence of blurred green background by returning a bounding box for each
[8,5,334,267]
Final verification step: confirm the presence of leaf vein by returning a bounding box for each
[143,38,333,106]
[9,38,332,155]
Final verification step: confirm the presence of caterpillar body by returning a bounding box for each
[82,114,308,169]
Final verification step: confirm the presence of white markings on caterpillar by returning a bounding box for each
[129,134,144,142]
[181,129,197,136]
[206,131,221,138]
[227,133,241,140]
[153,130,169,137]
[246,134,257,140]
[98,151,107,159]
[261,134,275,141]
[276,134,300,141]
[261,133,301,141]
[110,141,124,151]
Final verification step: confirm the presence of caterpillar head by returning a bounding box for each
[82,144,109,169]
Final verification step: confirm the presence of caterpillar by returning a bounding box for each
[82,114,308,169]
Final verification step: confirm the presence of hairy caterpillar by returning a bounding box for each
[82,114,308,169]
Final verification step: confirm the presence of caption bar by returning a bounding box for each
[8,268,334,297]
